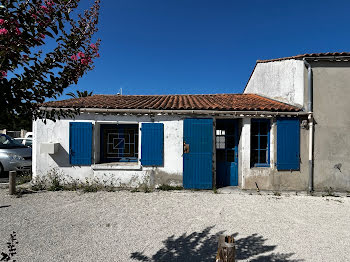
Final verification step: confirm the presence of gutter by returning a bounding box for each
[303,58,314,193]
[39,107,307,116]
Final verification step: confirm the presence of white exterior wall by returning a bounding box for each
[245,59,305,107]
[240,118,276,189]
[33,113,184,187]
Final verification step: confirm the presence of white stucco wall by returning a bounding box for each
[240,118,276,189]
[244,59,305,107]
[33,113,184,187]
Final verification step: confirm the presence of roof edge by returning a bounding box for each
[39,107,304,115]
[256,52,350,64]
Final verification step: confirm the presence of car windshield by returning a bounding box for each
[0,134,26,149]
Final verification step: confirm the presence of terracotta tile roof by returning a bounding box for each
[42,94,301,112]
[257,52,350,63]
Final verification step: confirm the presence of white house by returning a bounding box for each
[33,52,350,192]
[34,93,303,190]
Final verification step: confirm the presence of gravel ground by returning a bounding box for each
[0,189,349,262]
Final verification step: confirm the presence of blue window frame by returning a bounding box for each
[251,119,270,167]
[100,124,139,163]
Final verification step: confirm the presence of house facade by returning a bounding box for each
[33,52,350,191]
[245,52,350,192]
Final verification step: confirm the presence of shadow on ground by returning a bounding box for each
[130,226,302,262]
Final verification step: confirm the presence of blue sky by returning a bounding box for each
[61,0,350,99]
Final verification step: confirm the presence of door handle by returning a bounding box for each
[183,142,190,153]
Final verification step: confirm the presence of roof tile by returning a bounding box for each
[42,93,301,112]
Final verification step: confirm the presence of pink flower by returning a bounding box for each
[40,5,50,13]
[15,28,21,35]
[45,1,54,7]
[96,53,100,58]
[0,71,7,79]
[0,28,8,35]
[77,51,85,58]
[31,14,38,20]
[81,59,89,65]
[0,19,5,25]
[71,54,78,61]
[90,43,97,49]
[39,33,45,39]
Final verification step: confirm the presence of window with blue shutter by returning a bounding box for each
[277,118,300,171]
[141,123,164,166]
[69,122,92,165]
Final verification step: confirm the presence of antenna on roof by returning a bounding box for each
[117,87,123,95]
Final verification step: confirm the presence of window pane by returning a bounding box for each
[227,150,235,162]
[251,122,259,135]
[217,149,225,162]
[260,136,268,150]
[259,150,268,164]
[227,136,235,148]
[251,135,258,150]
[102,125,138,163]
[260,122,269,135]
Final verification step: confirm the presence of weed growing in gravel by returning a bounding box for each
[82,177,101,193]
[212,187,218,194]
[157,184,183,191]
[1,231,18,261]
[16,170,32,185]
[134,174,152,193]
[30,175,48,191]
[322,187,337,197]
[47,169,65,191]
[273,191,281,196]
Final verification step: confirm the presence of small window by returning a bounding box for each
[251,119,270,167]
[216,130,225,149]
[100,124,139,163]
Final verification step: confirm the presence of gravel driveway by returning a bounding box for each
[0,189,349,261]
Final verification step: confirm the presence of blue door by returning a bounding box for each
[69,122,92,165]
[216,119,238,187]
[183,118,213,189]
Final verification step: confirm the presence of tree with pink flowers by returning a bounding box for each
[0,0,101,124]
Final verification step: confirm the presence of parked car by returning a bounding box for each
[0,134,32,176]
[25,132,33,139]
[14,137,33,147]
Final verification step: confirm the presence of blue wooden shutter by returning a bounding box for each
[69,122,92,165]
[277,118,300,170]
[141,123,164,166]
